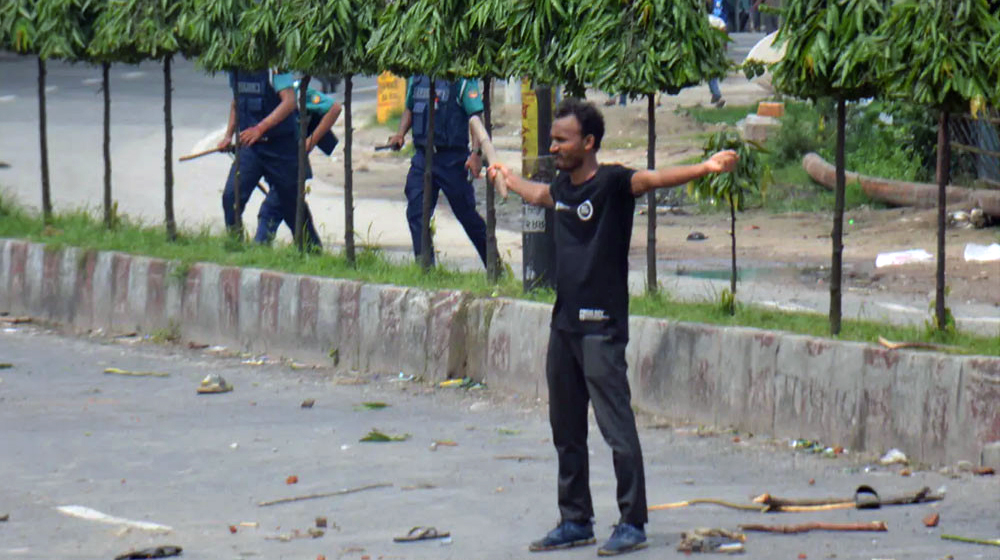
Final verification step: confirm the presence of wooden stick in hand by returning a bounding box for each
[469,116,508,199]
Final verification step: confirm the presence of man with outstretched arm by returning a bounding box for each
[487,99,737,557]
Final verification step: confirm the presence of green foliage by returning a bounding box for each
[460,0,514,79]
[35,0,100,61]
[880,0,1000,113]
[178,0,250,71]
[368,0,467,79]
[597,0,729,97]
[772,0,886,101]
[89,0,191,63]
[507,0,616,95]
[0,0,37,52]
[689,130,770,211]
[280,0,380,76]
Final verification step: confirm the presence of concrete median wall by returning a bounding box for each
[1,238,997,466]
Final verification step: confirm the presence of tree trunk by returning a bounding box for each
[935,110,950,330]
[294,75,312,252]
[729,192,737,301]
[484,78,499,283]
[232,69,243,237]
[37,57,52,224]
[102,62,112,229]
[646,94,657,294]
[344,74,356,265]
[163,55,177,241]
[420,76,436,271]
[830,98,846,335]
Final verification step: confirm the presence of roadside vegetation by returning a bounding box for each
[2,192,995,356]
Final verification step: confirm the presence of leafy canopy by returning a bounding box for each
[278,0,380,77]
[879,0,1000,113]
[89,0,192,63]
[597,0,729,97]
[771,0,887,101]
[368,0,468,80]
[689,131,770,211]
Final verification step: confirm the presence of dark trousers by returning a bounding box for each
[546,329,647,527]
[404,147,487,266]
[222,147,321,248]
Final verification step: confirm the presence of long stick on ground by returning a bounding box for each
[740,521,888,534]
[941,534,1000,547]
[649,499,765,512]
[257,483,392,507]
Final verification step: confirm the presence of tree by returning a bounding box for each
[879,0,1000,331]
[279,0,381,263]
[771,0,887,335]
[461,0,517,282]
[180,0,252,237]
[369,0,468,271]
[689,131,769,315]
[595,0,729,294]
[1,1,48,222]
[89,0,195,241]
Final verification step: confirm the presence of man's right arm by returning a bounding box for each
[218,100,237,150]
[387,109,412,149]
[488,163,554,207]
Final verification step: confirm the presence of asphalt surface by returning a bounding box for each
[1,324,998,559]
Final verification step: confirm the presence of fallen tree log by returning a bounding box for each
[802,152,1000,217]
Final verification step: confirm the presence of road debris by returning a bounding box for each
[0,513,8,521]
[114,545,183,559]
[877,337,961,353]
[357,402,389,410]
[315,516,327,528]
[752,486,941,512]
[494,455,541,462]
[687,231,707,241]
[286,475,299,485]
[0,316,31,325]
[739,521,888,534]
[104,367,170,378]
[439,377,486,389]
[923,513,940,527]
[301,399,316,408]
[187,341,209,350]
[677,528,746,554]
[197,374,233,394]
[257,482,392,507]
[497,428,521,435]
[875,249,933,268]
[360,429,409,442]
[239,521,258,528]
[879,448,908,465]
[964,242,1000,262]
[649,498,764,512]
[401,483,437,491]
[56,505,172,533]
[394,526,450,542]
[973,466,995,476]
[265,528,324,542]
[941,534,1000,547]
[228,525,238,534]
[0,363,12,369]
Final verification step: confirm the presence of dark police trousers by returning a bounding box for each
[222,145,321,248]
[404,146,487,266]
[546,328,648,527]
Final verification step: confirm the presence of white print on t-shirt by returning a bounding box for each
[579,308,609,322]
[576,200,594,221]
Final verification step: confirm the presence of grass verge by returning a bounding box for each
[0,193,995,356]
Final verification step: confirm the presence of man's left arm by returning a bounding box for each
[630,150,738,196]
[239,74,297,146]
[307,101,343,152]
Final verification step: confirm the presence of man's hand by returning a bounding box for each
[305,136,317,153]
[704,150,738,174]
[216,136,233,151]
[465,152,483,179]
[487,162,511,183]
[239,125,265,147]
[387,133,405,150]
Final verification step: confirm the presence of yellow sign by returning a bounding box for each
[376,71,406,124]
[521,79,537,177]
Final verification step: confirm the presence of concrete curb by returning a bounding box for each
[1,238,997,466]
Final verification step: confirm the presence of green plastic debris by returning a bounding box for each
[360,429,410,442]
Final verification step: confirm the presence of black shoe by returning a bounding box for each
[598,523,648,556]
[528,520,596,552]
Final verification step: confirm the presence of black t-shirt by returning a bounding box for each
[549,164,637,341]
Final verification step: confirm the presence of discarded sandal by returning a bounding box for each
[114,545,183,559]
[197,374,233,394]
[394,526,450,542]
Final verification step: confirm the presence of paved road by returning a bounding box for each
[1,325,997,559]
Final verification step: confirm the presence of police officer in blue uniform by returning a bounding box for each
[253,85,342,245]
[387,76,488,266]
[217,69,322,248]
